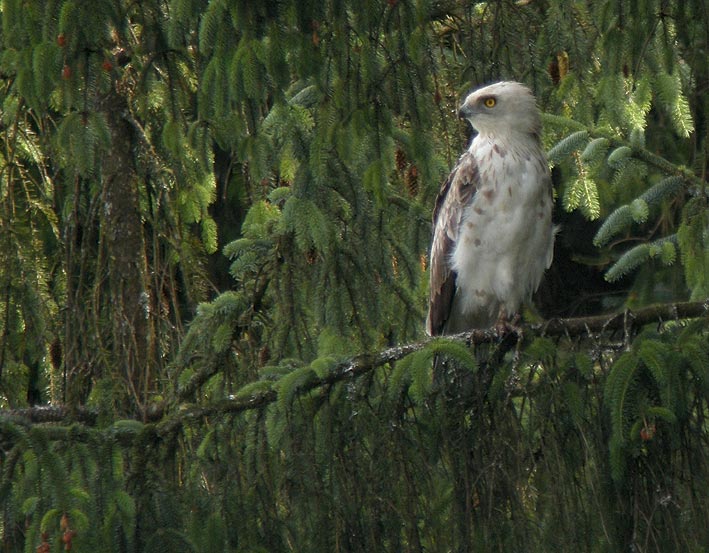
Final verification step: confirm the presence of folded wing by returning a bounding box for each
[426,152,479,336]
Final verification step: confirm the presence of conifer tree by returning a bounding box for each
[0,1,708,552]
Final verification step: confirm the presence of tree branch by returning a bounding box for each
[2,300,707,435]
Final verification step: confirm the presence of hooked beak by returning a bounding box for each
[458,103,474,119]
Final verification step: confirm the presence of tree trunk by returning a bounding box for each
[99,90,154,416]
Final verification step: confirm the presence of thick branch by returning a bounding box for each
[0,405,97,426]
[529,300,709,337]
[2,300,707,434]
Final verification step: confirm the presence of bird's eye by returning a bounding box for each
[483,97,496,108]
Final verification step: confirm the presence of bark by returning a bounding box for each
[100,90,154,416]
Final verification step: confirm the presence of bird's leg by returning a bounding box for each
[494,307,521,336]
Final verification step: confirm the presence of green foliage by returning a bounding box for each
[580,137,610,163]
[603,325,705,487]
[563,170,601,220]
[550,115,695,290]
[677,199,709,299]
[607,145,633,168]
[546,130,589,164]
[280,196,333,254]
[594,176,685,248]
[391,338,477,404]
[2,1,709,553]
[542,0,702,295]
[275,366,317,411]
[604,236,678,282]
[654,70,695,138]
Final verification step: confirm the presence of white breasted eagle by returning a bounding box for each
[426,81,554,336]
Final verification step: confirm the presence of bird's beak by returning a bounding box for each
[458,103,474,119]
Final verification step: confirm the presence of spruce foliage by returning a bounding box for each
[1,1,709,552]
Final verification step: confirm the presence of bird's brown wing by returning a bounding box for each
[426,151,479,336]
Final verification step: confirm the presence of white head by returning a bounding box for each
[458,81,541,138]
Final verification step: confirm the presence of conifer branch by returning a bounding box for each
[548,118,707,191]
[0,405,98,426]
[614,139,706,191]
[2,300,706,435]
[529,300,708,337]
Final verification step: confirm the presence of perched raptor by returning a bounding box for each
[426,81,554,336]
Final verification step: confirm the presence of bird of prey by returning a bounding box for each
[426,81,554,336]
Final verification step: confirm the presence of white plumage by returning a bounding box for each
[426,81,554,335]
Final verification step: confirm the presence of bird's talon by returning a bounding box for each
[494,312,521,337]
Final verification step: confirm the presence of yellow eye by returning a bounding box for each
[484,97,496,108]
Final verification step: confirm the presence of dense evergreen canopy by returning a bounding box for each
[0,0,708,551]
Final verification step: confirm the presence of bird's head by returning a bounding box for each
[458,81,541,138]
